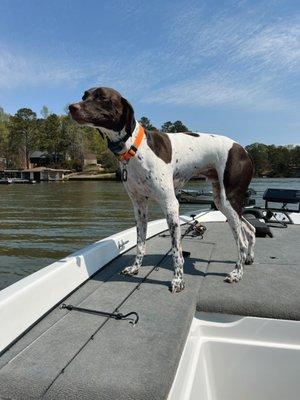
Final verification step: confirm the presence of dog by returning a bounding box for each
[69,87,255,293]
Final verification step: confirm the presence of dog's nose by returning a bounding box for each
[69,103,80,113]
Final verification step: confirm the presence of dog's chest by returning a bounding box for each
[121,156,172,198]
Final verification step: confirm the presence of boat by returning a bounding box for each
[0,188,299,399]
[176,188,256,207]
[176,189,215,205]
[0,178,36,184]
[0,178,13,184]
[12,178,37,184]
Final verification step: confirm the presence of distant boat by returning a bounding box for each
[176,189,215,205]
[0,178,13,184]
[177,188,256,207]
[0,178,36,184]
[11,179,36,184]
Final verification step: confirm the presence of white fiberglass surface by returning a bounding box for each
[168,313,300,400]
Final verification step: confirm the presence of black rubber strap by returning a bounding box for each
[60,303,139,325]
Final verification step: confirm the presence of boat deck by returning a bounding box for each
[0,220,299,399]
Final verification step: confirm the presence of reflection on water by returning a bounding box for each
[0,178,299,290]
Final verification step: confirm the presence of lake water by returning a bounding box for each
[0,178,299,290]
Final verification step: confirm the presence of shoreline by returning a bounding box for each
[65,172,117,181]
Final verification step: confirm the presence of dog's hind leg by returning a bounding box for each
[122,197,148,276]
[212,143,254,282]
[160,194,185,293]
[242,217,256,264]
[212,181,248,283]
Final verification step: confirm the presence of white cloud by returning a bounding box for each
[144,74,288,110]
[141,2,300,110]
[0,47,74,88]
[238,24,300,73]
[1,1,299,113]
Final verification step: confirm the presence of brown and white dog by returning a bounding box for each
[69,87,255,293]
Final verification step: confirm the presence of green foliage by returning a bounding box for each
[40,114,62,159]
[139,116,157,130]
[245,143,300,177]
[98,149,119,172]
[0,107,9,123]
[81,126,107,155]
[8,108,38,168]
[40,106,50,119]
[161,120,189,132]
[0,121,9,160]
[245,143,269,176]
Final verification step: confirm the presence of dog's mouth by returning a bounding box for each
[70,113,86,124]
[69,103,111,127]
[69,104,88,124]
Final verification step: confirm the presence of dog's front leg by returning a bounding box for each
[161,196,185,293]
[122,197,148,276]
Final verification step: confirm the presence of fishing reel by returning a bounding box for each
[184,220,207,238]
[193,222,207,237]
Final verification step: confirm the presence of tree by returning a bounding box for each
[8,108,38,169]
[98,149,118,172]
[139,116,157,130]
[172,120,189,132]
[0,106,9,123]
[161,120,189,132]
[0,121,9,159]
[161,121,173,132]
[40,113,66,164]
[267,145,291,176]
[290,145,300,169]
[0,106,9,157]
[245,143,270,176]
[41,106,50,119]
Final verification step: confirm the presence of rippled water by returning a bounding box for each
[0,178,299,290]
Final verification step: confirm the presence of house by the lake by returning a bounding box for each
[1,167,70,182]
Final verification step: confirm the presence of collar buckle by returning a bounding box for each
[117,126,144,162]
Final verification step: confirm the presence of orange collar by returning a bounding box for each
[117,124,145,162]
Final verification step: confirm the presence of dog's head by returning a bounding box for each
[69,87,135,138]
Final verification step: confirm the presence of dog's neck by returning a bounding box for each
[99,120,139,155]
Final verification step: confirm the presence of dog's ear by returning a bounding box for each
[121,97,135,135]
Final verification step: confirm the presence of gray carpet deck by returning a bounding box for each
[0,220,299,399]
[196,222,300,320]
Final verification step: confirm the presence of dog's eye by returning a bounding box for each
[94,92,104,101]
[82,91,89,101]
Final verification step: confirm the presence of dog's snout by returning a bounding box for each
[69,103,81,113]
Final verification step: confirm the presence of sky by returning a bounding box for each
[0,0,299,145]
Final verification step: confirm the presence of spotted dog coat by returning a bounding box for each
[69,87,255,293]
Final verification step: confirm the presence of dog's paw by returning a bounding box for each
[121,266,139,276]
[170,278,185,293]
[225,268,243,283]
[245,255,254,265]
